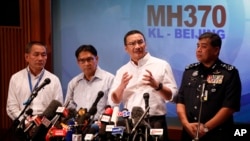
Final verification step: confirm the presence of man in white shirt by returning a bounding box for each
[108,30,178,141]
[6,41,63,140]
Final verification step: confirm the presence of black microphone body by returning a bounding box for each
[15,108,33,140]
[32,78,51,94]
[143,93,149,110]
[30,100,62,141]
[91,91,104,108]
[88,91,104,123]
[122,108,131,135]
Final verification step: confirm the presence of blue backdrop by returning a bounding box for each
[52,0,250,124]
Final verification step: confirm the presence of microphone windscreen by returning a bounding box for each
[76,113,90,125]
[143,93,149,99]
[44,78,51,84]
[25,108,33,116]
[98,91,104,98]
[78,108,87,116]
[104,107,113,116]
[42,100,62,120]
[30,100,62,140]
[131,106,144,124]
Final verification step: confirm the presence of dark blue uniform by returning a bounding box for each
[176,59,241,141]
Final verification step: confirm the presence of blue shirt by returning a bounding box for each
[65,66,114,119]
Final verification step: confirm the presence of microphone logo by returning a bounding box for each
[118,111,131,117]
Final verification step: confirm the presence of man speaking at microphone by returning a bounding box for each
[64,44,114,120]
[108,30,178,141]
[6,41,64,133]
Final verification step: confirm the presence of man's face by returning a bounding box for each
[196,38,219,65]
[25,44,47,72]
[125,33,147,62]
[77,51,98,77]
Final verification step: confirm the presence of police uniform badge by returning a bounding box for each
[207,75,224,84]
[192,71,198,77]
[213,70,221,74]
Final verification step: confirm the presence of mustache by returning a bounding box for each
[134,48,144,52]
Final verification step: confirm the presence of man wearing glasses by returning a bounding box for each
[108,30,178,141]
[64,44,114,120]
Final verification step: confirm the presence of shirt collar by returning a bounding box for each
[200,59,222,71]
[77,66,102,82]
[130,52,151,67]
[26,66,45,78]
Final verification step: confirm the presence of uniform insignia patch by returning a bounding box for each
[213,70,221,74]
[192,71,198,76]
[207,75,224,84]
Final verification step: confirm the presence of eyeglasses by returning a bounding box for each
[126,39,145,47]
[78,57,94,64]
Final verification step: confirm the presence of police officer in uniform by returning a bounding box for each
[176,32,241,141]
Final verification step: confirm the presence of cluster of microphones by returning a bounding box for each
[15,90,163,141]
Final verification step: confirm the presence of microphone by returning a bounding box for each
[143,93,149,110]
[117,108,132,134]
[45,126,67,141]
[110,106,119,126]
[121,108,131,134]
[25,108,34,117]
[150,121,163,141]
[131,106,144,126]
[91,91,104,108]
[75,108,87,119]
[15,108,33,139]
[22,78,51,106]
[88,91,104,121]
[31,100,62,141]
[131,106,150,134]
[32,78,51,94]
[24,115,41,133]
[100,106,113,123]
[98,106,113,140]
[84,123,99,141]
[111,126,125,139]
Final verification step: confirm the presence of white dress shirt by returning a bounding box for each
[108,53,178,116]
[6,66,64,120]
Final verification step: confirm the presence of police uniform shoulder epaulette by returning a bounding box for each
[185,62,200,70]
[220,63,235,71]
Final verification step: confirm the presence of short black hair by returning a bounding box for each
[25,41,46,53]
[198,32,222,48]
[75,44,97,58]
[123,30,146,45]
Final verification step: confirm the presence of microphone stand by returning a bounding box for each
[145,103,150,141]
[193,83,207,141]
[4,91,39,141]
